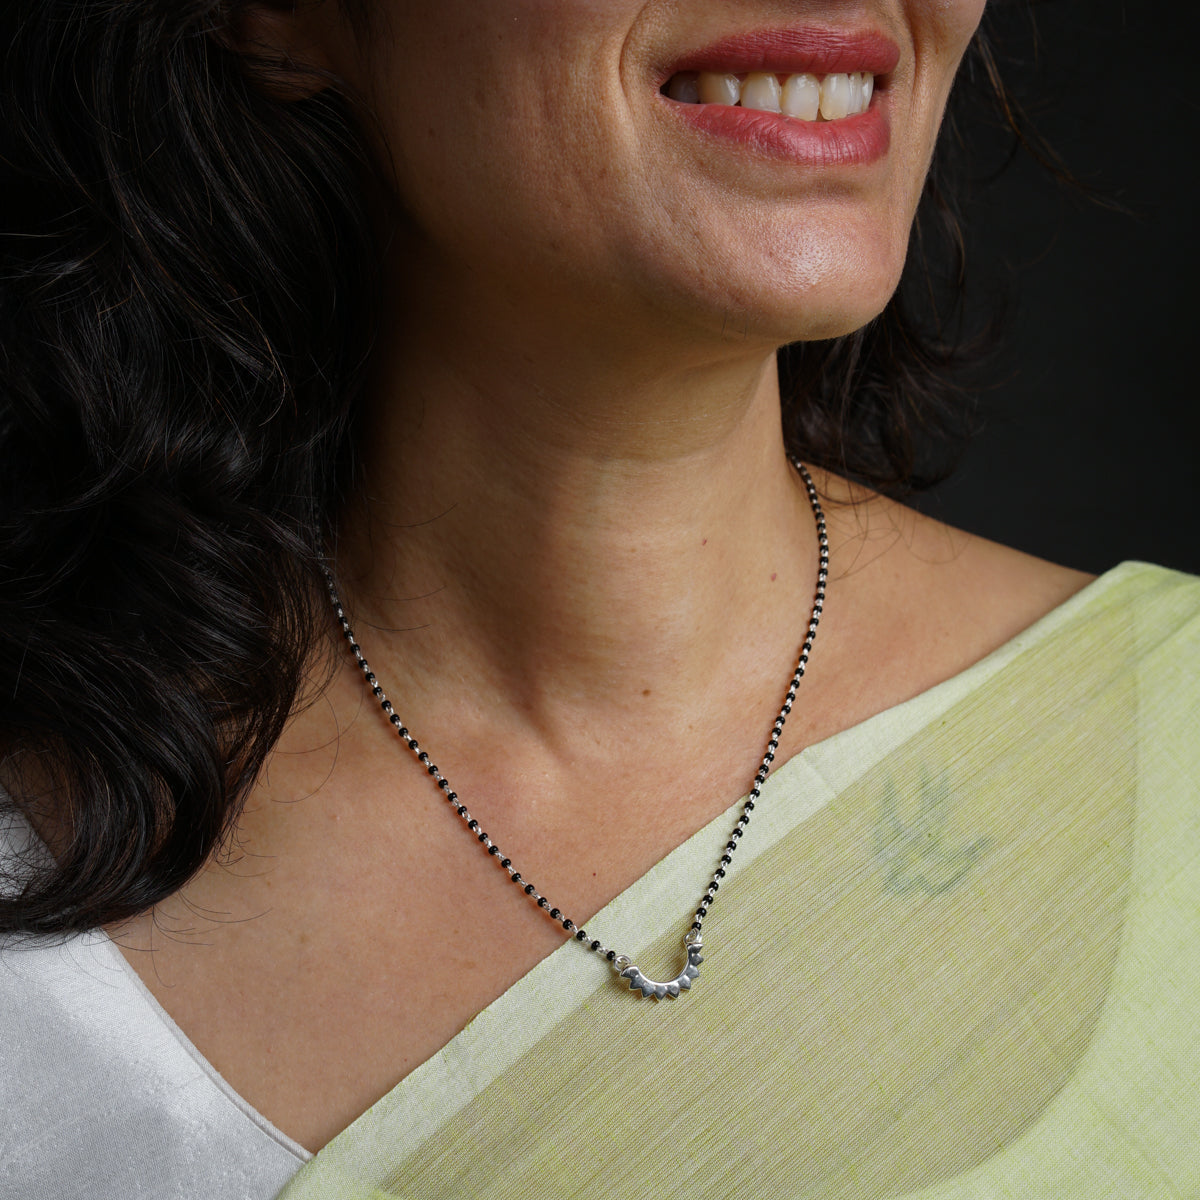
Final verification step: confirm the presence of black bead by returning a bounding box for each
[397,726,408,737]
[575,930,587,940]
[744,801,755,811]
[467,819,479,831]
[427,765,439,776]
[438,779,450,790]
[501,858,511,869]
[550,908,560,919]
[562,919,573,930]
[537,898,549,909]
[488,845,500,856]
[721,854,732,865]
[448,792,458,803]
[591,940,601,951]
[418,752,429,763]
[389,714,402,726]
[698,906,708,917]
[726,841,737,852]
[715,868,725,878]
[477,831,488,842]
[606,950,616,961]
[407,737,418,749]
[457,805,467,816]
[525,884,536,895]
[512,873,522,884]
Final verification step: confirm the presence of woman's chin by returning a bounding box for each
[781,305,888,344]
[664,259,903,348]
[699,295,893,349]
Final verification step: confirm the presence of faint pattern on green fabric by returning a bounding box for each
[872,770,993,896]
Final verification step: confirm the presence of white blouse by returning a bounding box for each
[0,814,310,1199]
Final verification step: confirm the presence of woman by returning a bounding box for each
[1,0,1196,1197]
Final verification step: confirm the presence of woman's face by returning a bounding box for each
[319,0,986,348]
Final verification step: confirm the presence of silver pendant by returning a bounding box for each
[614,934,703,1000]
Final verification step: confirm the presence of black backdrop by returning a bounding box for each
[916,0,1200,575]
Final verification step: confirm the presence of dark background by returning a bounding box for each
[916,0,1199,575]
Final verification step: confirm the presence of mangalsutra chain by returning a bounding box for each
[323,458,828,1000]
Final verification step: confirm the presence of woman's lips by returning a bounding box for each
[658,27,898,168]
[662,27,901,81]
[664,101,890,169]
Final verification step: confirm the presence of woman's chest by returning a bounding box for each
[110,723,1136,1175]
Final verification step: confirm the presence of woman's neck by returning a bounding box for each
[332,310,822,744]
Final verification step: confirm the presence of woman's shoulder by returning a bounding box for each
[822,471,1195,648]
[810,473,1199,737]
[942,536,1200,664]
[933,538,1200,663]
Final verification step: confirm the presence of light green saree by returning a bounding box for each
[279,562,1200,1200]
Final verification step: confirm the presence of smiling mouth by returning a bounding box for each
[663,71,875,122]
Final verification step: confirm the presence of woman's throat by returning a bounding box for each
[664,71,875,122]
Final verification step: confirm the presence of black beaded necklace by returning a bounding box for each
[323,458,828,1000]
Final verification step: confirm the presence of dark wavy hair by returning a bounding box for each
[0,0,1037,936]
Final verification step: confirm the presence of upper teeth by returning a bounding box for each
[666,71,875,121]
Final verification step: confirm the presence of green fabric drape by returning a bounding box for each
[280,563,1200,1200]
